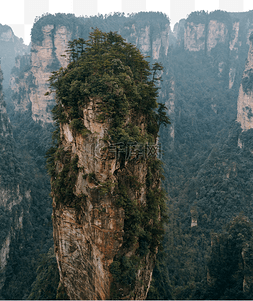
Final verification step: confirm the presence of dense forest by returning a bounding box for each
[149,10,253,299]
[0,9,253,300]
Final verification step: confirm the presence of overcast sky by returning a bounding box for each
[1,0,253,45]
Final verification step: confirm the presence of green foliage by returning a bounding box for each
[155,29,251,297]
[208,10,232,25]
[69,118,84,131]
[27,247,59,300]
[47,28,168,145]
[146,249,173,300]
[109,157,168,297]
[51,151,81,206]
[98,180,115,196]
[110,255,140,299]
[200,215,253,299]
[186,10,207,24]
[0,116,55,300]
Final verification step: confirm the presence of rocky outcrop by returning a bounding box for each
[184,22,206,52]
[29,24,72,123]
[52,99,158,299]
[53,101,124,299]
[206,20,228,52]
[9,20,75,123]
[10,24,73,124]
[9,54,32,113]
[48,28,167,300]
[152,23,170,59]
[122,14,170,60]
[237,35,253,131]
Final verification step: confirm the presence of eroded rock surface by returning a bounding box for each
[53,99,157,299]
[237,36,253,130]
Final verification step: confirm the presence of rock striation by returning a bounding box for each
[52,101,157,299]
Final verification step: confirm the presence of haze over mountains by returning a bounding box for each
[0,10,253,299]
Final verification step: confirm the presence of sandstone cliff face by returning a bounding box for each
[9,54,32,113]
[206,20,228,52]
[29,24,72,123]
[229,22,240,88]
[121,24,170,60]
[183,18,229,53]
[182,18,231,81]
[52,99,157,300]
[29,24,74,123]
[9,23,73,123]
[237,37,253,131]
[181,16,246,88]
[164,79,175,149]
[184,22,206,52]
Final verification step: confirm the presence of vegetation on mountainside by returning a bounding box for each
[2,11,171,299]
[27,247,59,300]
[204,215,253,299]
[0,58,54,300]
[46,28,169,298]
[150,10,253,300]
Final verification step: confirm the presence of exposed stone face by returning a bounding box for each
[54,26,72,68]
[229,22,240,89]
[29,25,70,123]
[152,23,170,59]
[9,55,32,113]
[10,24,72,124]
[184,22,206,52]
[183,20,229,53]
[0,234,10,291]
[172,19,185,47]
[53,99,157,300]
[123,21,170,60]
[165,79,175,148]
[237,39,253,130]
[207,20,228,52]
[230,22,240,51]
[0,25,29,89]
[125,24,151,56]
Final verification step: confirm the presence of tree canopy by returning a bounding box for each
[46,28,169,145]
